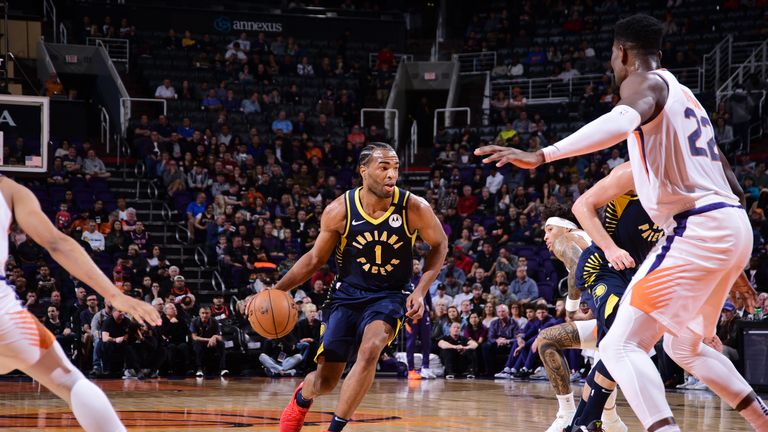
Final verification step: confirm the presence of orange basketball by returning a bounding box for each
[246,289,298,339]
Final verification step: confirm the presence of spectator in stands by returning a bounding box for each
[222,90,240,112]
[346,125,366,145]
[225,42,248,63]
[606,149,625,169]
[62,147,83,175]
[160,302,191,376]
[374,63,395,106]
[82,221,106,253]
[105,220,128,256]
[44,73,64,97]
[130,221,151,253]
[44,305,77,352]
[297,56,315,77]
[293,303,321,369]
[496,121,518,145]
[190,306,228,377]
[271,110,293,134]
[162,29,181,50]
[162,160,186,197]
[439,322,478,379]
[155,79,177,100]
[510,266,538,303]
[241,92,261,114]
[717,300,741,364]
[186,192,207,241]
[482,304,519,376]
[101,309,137,378]
[83,150,111,179]
[482,303,497,327]
[202,89,223,111]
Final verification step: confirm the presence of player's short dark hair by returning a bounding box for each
[540,203,578,226]
[358,142,396,167]
[614,14,664,55]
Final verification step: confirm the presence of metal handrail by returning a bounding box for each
[87,37,130,73]
[43,0,57,43]
[702,35,732,93]
[175,224,191,245]
[146,181,158,200]
[161,203,173,222]
[452,52,497,73]
[194,246,209,267]
[133,161,146,178]
[434,107,471,132]
[120,98,167,138]
[717,40,768,105]
[58,22,67,45]
[99,106,110,153]
[360,108,399,149]
[212,270,226,292]
[409,121,417,165]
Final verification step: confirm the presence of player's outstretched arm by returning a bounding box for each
[572,162,636,270]
[273,195,345,292]
[406,194,448,319]
[475,73,665,168]
[7,179,161,326]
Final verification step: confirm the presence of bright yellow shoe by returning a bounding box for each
[407,370,422,380]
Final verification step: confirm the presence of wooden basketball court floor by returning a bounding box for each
[0,377,757,431]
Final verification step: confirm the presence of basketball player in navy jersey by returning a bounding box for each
[274,142,448,432]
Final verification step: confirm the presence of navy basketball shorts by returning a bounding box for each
[315,283,407,363]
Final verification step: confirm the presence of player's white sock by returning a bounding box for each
[603,388,619,416]
[71,379,126,432]
[600,305,674,431]
[557,393,576,412]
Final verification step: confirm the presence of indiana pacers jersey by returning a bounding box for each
[335,186,416,293]
[577,193,663,291]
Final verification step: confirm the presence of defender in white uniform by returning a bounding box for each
[475,13,767,432]
[0,175,161,431]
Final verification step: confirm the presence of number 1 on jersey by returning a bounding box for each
[375,245,382,264]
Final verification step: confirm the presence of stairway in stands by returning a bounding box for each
[105,163,218,299]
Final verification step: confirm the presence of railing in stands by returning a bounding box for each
[452,52,496,73]
[99,106,110,153]
[408,120,417,166]
[43,0,57,43]
[492,67,703,103]
[434,107,471,133]
[87,37,130,73]
[58,22,67,45]
[717,39,768,105]
[368,52,413,69]
[702,35,732,93]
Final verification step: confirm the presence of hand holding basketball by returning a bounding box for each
[246,289,299,339]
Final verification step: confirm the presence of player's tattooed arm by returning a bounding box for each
[537,323,582,395]
[552,236,584,320]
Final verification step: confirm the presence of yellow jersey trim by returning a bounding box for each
[342,191,352,238]
[354,187,399,225]
[402,190,417,240]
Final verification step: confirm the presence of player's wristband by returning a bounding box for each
[565,297,581,312]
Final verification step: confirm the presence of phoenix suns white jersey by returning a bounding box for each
[626,69,740,228]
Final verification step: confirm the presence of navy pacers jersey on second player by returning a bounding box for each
[576,193,664,342]
[335,186,416,293]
